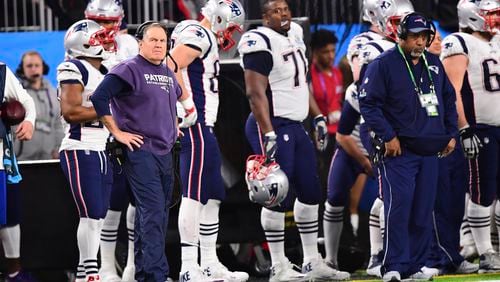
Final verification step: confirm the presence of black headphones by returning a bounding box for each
[135,20,168,40]
[15,51,49,78]
[397,12,436,47]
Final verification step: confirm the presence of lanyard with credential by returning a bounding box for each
[396,44,435,95]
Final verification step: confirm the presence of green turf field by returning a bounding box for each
[348,271,500,281]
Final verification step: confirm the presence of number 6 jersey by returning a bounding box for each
[238,22,309,122]
[57,59,109,151]
[441,32,500,126]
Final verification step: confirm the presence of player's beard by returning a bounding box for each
[410,47,425,59]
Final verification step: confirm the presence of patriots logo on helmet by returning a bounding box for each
[247,40,257,47]
[267,183,279,205]
[444,42,453,49]
[230,2,242,16]
[380,1,391,10]
[73,22,88,32]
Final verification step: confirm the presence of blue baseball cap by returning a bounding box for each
[404,13,432,33]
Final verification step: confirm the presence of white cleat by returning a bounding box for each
[179,267,213,282]
[121,265,136,282]
[99,270,121,282]
[269,259,307,282]
[202,261,249,282]
[460,244,478,261]
[406,270,433,281]
[382,271,401,282]
[302,256,350,281]
[421,266,440,277]
[366,255,382,277]
[455,260,479,274]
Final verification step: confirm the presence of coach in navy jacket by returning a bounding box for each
[359,13,458,281]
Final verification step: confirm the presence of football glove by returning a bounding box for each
[313,115,328,151]
[179,98,197,128]
[369,132,386,166]
[459,125,482,159]
[263,131,278,162]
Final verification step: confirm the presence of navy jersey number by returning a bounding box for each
[209,60,220,93]
[483,58,500,92]
[283,49,307,87]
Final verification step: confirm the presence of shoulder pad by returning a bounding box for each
[347,33,373,66]
[288,22,306,51]
[440,33,469,60]
[115,34,139,60]
[57,59,87,86]
[345,83,360,112]
[358,39,394,66]
[173,23,212,54]
[238,30,272,55]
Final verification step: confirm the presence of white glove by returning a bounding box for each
[459,125,483,159]
[263,131,278,162]
[179,98,197,128]
[313,115,328,151]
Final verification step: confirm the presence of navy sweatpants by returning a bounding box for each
[124,149,173,282]
[380,150,438,277]
[327,147,364,206]
[426,147,466,271]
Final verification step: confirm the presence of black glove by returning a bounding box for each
[369,132,386,166]
[459,125,482,159]
[263,131,277,162]
[313,115,328,151]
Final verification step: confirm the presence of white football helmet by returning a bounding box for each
[362,0,381,25]
[201,0,246,50]
[245,155,289,208]
[376,0,414,40]
[480,0,500,34]
[457,0,483,31]
[64,19,115,59]
[85,0,124,33]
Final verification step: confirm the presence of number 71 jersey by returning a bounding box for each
[238,22,309,122]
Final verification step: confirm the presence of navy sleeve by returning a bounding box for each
[359,59,396,142]
[91,74,132,117]
[242,51,273,76]
[337,102,361,135]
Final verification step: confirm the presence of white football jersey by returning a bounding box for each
[441,32,500,126]
[103,33,139,70]
[171,20,220,127]
[238,22,309,121]
[57,59,109,151]
[358,39,395,67]
[346,30,385,68]
[344,84,368,156]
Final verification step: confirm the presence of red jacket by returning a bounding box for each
[310,63,344,134]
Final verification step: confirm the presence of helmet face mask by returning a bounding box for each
[245,155,289,208]
[85,0,124,35]
[202,0,245,50]
[65,20,116,59]
[480,0,500,34]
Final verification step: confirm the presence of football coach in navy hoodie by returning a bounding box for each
[359,12,458,282]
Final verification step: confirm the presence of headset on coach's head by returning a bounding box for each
[15,51,50,78]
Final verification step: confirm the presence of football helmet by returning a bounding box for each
[85,0,124,33]
[64,19,116,59]
[375,0,414,41]
[245,155,289,208]
[362,0,381,25]
[479,0,500,34]
[457,0,484,31]
[201,0,246,51]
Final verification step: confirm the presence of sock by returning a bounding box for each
[323,202,343,266]
[200,199,220,266]
[78,218,102,276]
[125,204,136,270]
[261,208,286,265]
[369,197,384,255]
[380,201,385,239]
[494,200,500,252]
[179,197,202,270]
[0,224,20,258]
[294,200,319,261]
[99,210,121,274]
[351,213,359,237]
[468,200,493,255]
[461,194,475,247]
